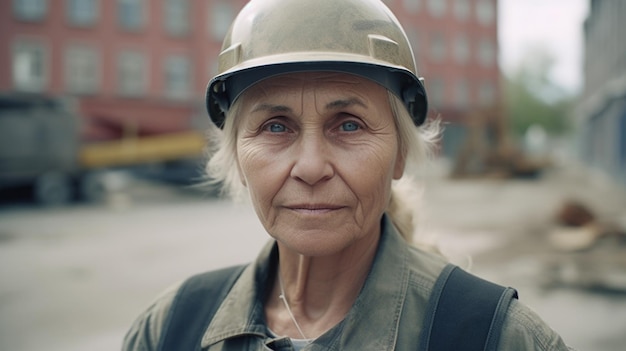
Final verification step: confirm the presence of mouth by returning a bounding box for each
[285,204,345,214]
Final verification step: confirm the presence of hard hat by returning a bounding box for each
[206,0,428,127]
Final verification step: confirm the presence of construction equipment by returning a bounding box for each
[0,93,205,205]
[450,104,550,179]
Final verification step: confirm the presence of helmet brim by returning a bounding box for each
[206,60,428,128]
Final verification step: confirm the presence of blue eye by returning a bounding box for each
[266,123,286,133]
[341,121,360,132]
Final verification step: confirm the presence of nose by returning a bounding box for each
[290,131,334,185]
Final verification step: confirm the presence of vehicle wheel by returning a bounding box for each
[79,172,107,203]
[34,172,73,206]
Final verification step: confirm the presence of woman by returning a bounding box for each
[124,0,572,350]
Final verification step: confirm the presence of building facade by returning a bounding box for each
[0,0,247,142]
[580,0,626,185]
[385,0,500,157]
[1,0,499,153]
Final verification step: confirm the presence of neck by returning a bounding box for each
[266,232,380,339]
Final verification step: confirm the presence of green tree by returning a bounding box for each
[504,48,574,136]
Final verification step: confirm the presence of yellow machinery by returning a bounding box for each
[0,93,206,205]
[79,131,205,169]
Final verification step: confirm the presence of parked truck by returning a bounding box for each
[0,93,206,205]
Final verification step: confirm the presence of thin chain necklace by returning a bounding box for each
[277,269,310,340]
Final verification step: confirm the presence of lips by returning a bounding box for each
[284,204,345,213]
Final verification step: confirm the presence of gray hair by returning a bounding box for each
[204,91,440,246]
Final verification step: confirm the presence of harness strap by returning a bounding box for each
[418,264,519,351]
[158,263,517,351]
[157,265,246,351]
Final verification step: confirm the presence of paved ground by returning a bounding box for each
[0,161,625,351]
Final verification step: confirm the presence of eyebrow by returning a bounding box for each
[325,98,367,110]
[250,97,367,113]
[251,103,293,114]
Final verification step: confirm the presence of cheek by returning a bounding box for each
[237,141,286,204]
[339,142,398,204]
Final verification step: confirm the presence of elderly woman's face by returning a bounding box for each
[236,72,405,256]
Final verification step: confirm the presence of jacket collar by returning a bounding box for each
[202,215,410,350]
[201,242,277,347]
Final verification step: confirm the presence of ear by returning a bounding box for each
[393,147,407,180]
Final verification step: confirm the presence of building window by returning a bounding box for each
[65,45,99,94]
[478,81,495,107]
[453,34,469,64]
[164,55,191,99]
[66,0,98,26]
[454,79,469,108]
[403,0,420,13]
[430,32,447,62]
[13,0,48,21]
[12,40,47,92]
[427,0,446,18]
[163,0,189,36]
[210,1,234,41]
[117,50,147,96]
[118,0,145,31]
[477,38,495,66]
[476,0,495,25]
[452,0,470,20]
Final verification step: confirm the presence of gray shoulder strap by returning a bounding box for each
[157,265,246,351]
[418,264,518,351]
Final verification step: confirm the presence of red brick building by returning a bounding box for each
[1,0,499,154]
[0,0,247,142]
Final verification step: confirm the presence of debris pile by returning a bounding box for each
[544,199,626,294]
[549,200,626,251]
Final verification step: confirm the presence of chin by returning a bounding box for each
[272,226,371,257]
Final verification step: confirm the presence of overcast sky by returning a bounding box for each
[498,0,589,94]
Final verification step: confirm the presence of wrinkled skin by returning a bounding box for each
[236,72,405,258]
[236,72,408,338]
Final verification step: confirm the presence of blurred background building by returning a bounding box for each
[0,0,499,199]
[0,0,499,140]
[1,0,251,141]
[0,0,626,192]
[2,0,624,196]
[385,0,500,158]
[0,0,250,203]
[579,0,626,186]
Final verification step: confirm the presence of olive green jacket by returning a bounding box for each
[123,216,571,350]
